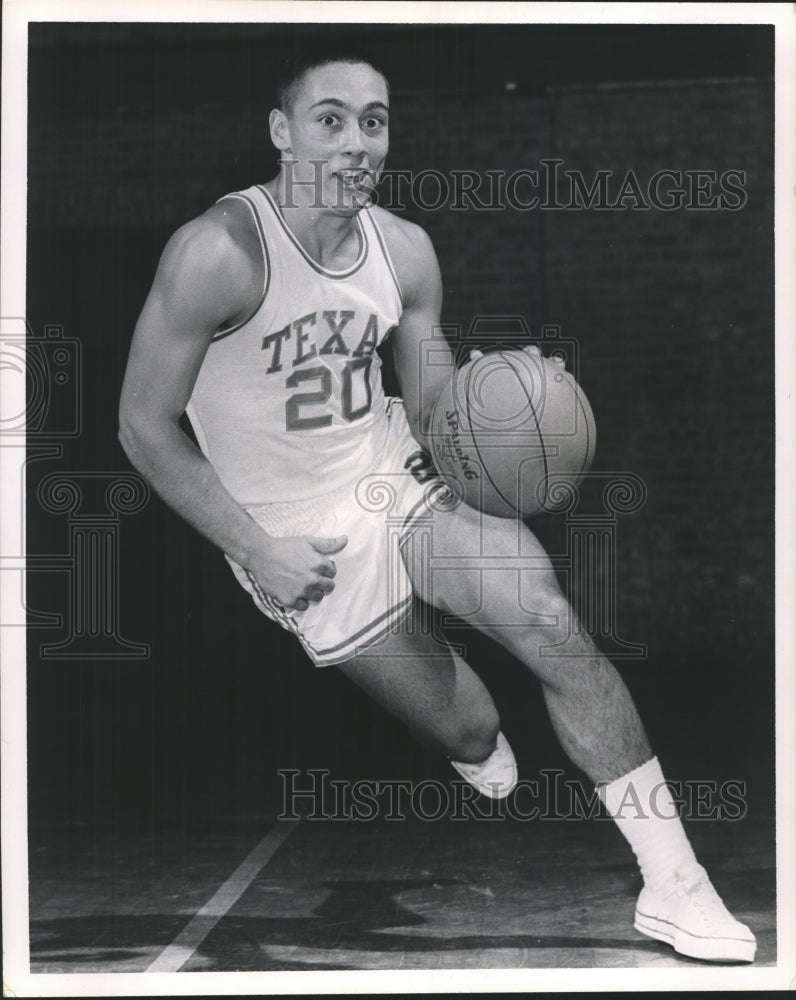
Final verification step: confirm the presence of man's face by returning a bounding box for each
[272,61,390,213]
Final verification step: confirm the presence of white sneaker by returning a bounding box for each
[450,731,518,799]
[635,862,756,963]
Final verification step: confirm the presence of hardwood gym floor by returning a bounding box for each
[28,810,775,974]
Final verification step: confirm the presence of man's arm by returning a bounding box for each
[119,212,344,611]
[385,218,454,449]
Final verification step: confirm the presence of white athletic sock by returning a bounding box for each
[598,756,699,892]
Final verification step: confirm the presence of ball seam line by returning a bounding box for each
[502,350,549,512]
[463,356,520,515]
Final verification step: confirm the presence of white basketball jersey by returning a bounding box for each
[186,185,404,504]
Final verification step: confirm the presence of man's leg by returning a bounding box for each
[337,607,500,765]
[400,501,756,962]
[402,502,649,784]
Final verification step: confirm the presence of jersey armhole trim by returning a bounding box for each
[365,208,404,309]
[211,192,271,343]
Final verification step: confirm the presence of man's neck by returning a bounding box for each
[267,175,362,268]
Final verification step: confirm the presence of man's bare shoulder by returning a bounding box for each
[369,205,436,263]
[165,199,258,277]
[367,206,440,305]
[153,198,262,325]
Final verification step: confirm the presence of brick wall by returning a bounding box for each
[386,93,549,327]
[542,80,774,649]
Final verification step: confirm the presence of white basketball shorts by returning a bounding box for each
[226,398,453,667]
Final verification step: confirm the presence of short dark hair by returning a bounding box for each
[276,49,390,116]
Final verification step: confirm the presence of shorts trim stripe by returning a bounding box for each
[400,481,452,539]
[310,594,415,666]
[244,571,411,665]
[246,572,300,634]
[311,593,414,660]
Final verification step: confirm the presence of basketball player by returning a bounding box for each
[119,52,756,963]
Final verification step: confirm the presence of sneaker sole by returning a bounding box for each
[635,909,756,963]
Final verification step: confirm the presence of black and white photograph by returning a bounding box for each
[2,1,794,994]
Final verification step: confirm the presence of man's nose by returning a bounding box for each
[341,120,367,158]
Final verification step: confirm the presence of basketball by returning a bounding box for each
[429,347,596,517]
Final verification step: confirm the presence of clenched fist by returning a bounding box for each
[247,533,348,611]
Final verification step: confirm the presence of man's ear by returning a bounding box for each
[269,109,292,152]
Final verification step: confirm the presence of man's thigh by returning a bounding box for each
[400,501,564,632]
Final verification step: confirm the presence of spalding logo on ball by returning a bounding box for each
[429,346,596,517]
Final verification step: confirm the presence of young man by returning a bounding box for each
[119,52,756,963]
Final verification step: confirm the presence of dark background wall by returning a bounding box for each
[24,23,774,826]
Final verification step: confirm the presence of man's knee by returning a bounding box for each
[522,576,574,628]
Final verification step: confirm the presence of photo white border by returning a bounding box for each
[2,1,794,994]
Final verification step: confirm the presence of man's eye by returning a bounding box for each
[362,117,386,131]
[320,114,340,127]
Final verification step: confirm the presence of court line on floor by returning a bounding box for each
[146,818,299,973]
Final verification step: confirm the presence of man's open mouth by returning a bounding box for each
[334,169,374,189]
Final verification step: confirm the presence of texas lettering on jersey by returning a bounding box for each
[261,309,383,374]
